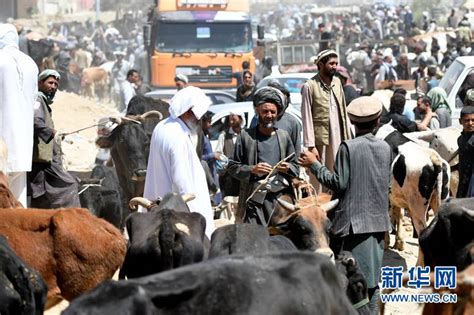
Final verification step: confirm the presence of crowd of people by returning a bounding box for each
[1,3,474,313]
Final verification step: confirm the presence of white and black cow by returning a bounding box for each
[119,193,208,279]
[403,127,461,196]
[64,252,357,315]
[0,235,47,315]
[375,124,450,265]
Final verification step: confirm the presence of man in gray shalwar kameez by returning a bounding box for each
[299,96,392,314]
[27,70,80,209]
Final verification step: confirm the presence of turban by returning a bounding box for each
[174,74,189,84]
[169,86,211,120]
[253,86,287,119]
[0,23,19,49]
[314,49,338,65]
[38,69,60,81]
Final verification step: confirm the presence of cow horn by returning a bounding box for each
[277,198,299,211]
[182,193,196,202]
[140,110,163,121]
[321,199,339,212]
[109,116,142,126]
[129,197,153,211]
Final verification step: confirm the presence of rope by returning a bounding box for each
[246,152,296,204]
[352,297,370,309]
[78,184,102,195]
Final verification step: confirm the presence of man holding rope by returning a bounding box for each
[227,86,299,224]
[27,69,80,209]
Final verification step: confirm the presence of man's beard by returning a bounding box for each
[327,68,337,77]
[45,90,57,101]
[258,115,275,129]
[184,117,199,134]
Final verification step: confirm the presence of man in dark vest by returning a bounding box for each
[27,69,80,209]
[299,96,392,314]
[227,87,299,224]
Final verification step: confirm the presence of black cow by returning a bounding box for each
[96,96,168,211]
[0,235,47,315]
[209,223,297,258]
[27,38,55,69]
[119,193,207,279]
[419,198,474,271]
[78,164,124,229]
[64,252,357,315]
[336,251,371,315]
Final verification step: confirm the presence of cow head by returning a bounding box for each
[335,251,369,310]
[270,192,336,260]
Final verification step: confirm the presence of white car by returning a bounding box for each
[438,56,474,128]
[145,89,236,105]
[207,101,302,151]
[256,72,316,110]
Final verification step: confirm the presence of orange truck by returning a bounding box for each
[145,0,256,88]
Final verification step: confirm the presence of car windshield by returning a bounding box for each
[439,60,464,96]
[258,77,309,94]
[155,22,252,53]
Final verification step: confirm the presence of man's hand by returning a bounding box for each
[214,152,221,160]
[251,162,273,177]
[298,150,319,168]
[276,162,290,173]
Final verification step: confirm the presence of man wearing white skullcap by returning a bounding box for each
[143,86,215,237]
[0,23,38,206]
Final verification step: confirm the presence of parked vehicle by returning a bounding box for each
[145,89,236,105]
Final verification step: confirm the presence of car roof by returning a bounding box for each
[261,72,316,79]
[455,56,474,66]
[208,101,301,120]
[145,89,234,97]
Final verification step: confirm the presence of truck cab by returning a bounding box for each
[438,56,474,128]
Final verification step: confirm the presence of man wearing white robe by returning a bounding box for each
[0,24,38,206]
[143,86,215,237]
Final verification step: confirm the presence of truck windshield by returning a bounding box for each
[439,60,464,96]
[155,22,252,53]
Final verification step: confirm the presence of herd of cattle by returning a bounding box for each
[0,93,473,314]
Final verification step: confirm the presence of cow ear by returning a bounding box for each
[151,284,199,309]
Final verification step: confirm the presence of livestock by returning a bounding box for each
[96,96,168,211]
[0,235,47,315]
[0,207,126,308]
[422,263,474,315]
[375,124,450,265]
[81,67,108,101]
[27,39,55,70]
[0,171,22,208]
[64,252,357,315]
[119,193,207,279]
[336,251,371,315]
[96,108,164,211]
[269,182,338,259]
[404,127,461,196]
[419,198,474,271]
[209,224,297,258]
[78,164,124,229]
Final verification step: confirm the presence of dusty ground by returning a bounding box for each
[51,91,118,171]
[45,93,424,314]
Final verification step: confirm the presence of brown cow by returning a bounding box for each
[270,180,338,260]
[81,67,108,100]
[0,207,126,308]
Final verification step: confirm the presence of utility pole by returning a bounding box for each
[96,0,101,21]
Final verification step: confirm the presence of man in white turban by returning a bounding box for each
[0,23,38,206]
[143,86,215,237]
